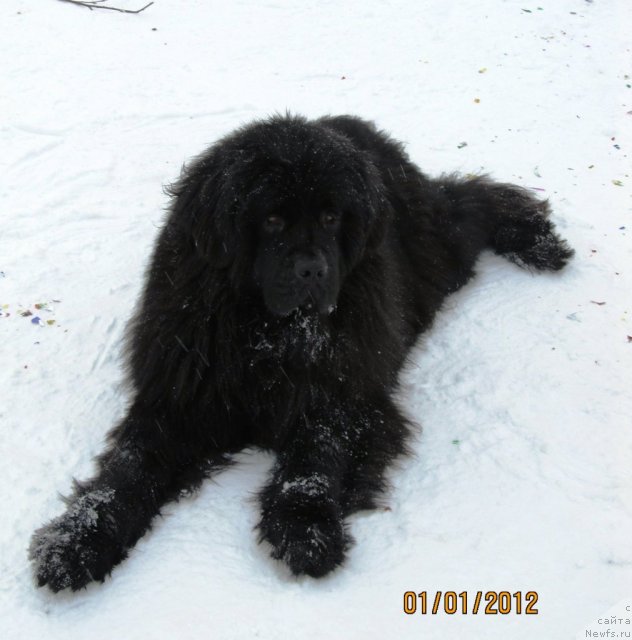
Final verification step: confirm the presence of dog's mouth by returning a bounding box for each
[301,289,332,314]
[266,285,336,318]
[299,300,335,316]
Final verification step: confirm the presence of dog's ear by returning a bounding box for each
[165,148,236,268]
[364,191,390,252]
[344,157,390,261]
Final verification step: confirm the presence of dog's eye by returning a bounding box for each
[320,211,340,228]
[264,214,285,232]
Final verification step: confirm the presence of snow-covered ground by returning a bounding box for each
[1,0,630,638]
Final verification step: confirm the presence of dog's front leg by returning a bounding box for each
[257,408,351,578]
[29,401,228,592]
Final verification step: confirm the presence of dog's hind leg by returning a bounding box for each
[434,175,574,272]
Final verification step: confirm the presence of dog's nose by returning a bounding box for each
[294,255,328,282]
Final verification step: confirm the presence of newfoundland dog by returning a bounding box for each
[30,114,573,591]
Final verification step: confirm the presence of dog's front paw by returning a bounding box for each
[29,489,122,592]
[258,495,350,578]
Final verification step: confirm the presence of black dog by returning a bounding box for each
[30,114,573,591]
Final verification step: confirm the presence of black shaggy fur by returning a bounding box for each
[29,114,573,591]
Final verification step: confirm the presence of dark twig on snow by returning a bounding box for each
[57,0,154,14]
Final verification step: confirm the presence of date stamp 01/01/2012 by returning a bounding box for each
[403,590,539,616]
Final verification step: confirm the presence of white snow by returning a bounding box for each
[282,474,329,497]
[1,0,631,638]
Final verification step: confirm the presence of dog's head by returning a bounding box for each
[168,115,387,316]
